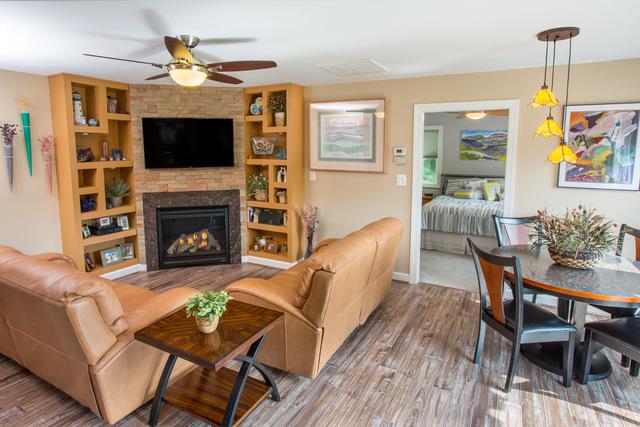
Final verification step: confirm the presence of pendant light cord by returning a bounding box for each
[565,34,572,107]
[550,39,557,91]
[543,37,549,85]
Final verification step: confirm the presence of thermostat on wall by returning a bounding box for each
[393,147,407,165]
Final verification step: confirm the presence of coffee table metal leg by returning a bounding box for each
[235,356,281,401]
[149,354,177,426]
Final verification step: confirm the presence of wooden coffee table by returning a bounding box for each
[135,300,283,427]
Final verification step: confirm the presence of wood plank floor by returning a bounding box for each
[1,263,640,426]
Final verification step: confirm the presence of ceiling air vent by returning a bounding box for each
[317,59,389,76]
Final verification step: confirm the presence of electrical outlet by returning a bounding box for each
[396,174,407,186]
[309,170,317,181]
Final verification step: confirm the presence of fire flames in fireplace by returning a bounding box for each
[166,229,222,256]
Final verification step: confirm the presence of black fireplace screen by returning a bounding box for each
[156,206,230,268]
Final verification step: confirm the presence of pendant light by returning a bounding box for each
[534,37,563,138]
[530,36,559,109]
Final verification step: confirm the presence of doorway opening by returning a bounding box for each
[410,100,519,286]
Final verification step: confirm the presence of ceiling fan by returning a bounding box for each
[84,35,277,86]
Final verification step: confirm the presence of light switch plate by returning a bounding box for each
[396,174,407,186]
[309,170,317,181]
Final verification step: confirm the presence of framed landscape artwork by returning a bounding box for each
[309,99,385,172]
[558,103,640,191]
[460,130,507,161]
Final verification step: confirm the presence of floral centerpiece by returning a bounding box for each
[248,173,268,201]
[296,205,319,259]
[533,205,617,269]
[185,290,233,334]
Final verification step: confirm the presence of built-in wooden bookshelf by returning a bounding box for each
[244,84,304,262]
[49,74,138,275]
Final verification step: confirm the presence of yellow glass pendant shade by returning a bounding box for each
[530,85,560,109]
[547,143,577,164]
[535,115,564,138]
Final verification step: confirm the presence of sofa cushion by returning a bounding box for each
[294,230,376,308]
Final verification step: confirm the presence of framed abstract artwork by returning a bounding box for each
[558,103,640,191]
[309,99,385,172]
[460,130,508,161]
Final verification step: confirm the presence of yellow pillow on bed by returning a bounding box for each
[483,182,501,201]
[453,190,483,199]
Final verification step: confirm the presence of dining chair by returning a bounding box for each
[492,215,541,303]
[580,317,640,384]
[592,224,640,368]
[468,238,576,392]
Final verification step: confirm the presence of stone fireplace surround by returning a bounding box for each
[142,190,241,270]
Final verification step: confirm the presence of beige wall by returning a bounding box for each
[304,59,640,274]
[0,69,61,254]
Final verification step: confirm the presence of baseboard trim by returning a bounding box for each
[242,255,295,269]
[392,272,410,283]
[101,263,147,280]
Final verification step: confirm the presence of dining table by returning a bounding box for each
[491,244,640,382]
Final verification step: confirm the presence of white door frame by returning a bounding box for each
[409,99,520,284]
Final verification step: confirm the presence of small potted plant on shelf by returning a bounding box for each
[185,290,234,334]
[248,173,268,201]
[105,179,130,208]
[268,92,286,127]
[533,205,617,269]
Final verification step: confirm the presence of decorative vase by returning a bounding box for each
[304,234,314,259]
[275,112,285,127]
[254,189,267,201]
[110,196,123,208]
[548,247,599,270]
[196,315,219,334]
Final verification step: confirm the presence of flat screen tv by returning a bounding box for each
[142,117,234,169]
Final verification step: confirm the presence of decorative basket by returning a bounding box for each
[253,189,267,201]
[196,315,219,334]
[251,137,275,155]
[548,247,600,270]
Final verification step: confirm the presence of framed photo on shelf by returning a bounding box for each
[264,239,279,253]
[558,103,640,191]
[120,243,134,260]
[309,99,386,173]
[116,215,129,230]
[99,217,112,227]
[100,246,123,267]
[81,224,91,239]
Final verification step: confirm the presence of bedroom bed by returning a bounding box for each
[421,174,504,254]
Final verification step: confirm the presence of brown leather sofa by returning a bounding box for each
[226,217,403,378]
[0,246,197,424]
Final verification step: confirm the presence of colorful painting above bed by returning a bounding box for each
[460,130,507,161]
[558,103,640,191]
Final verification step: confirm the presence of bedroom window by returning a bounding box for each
[423,125,443,188]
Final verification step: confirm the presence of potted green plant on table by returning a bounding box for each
[105,180,130,208]
[185,291,234,334]
[268,92,286,127]
[248,173,268,201]
[533,205,617,269]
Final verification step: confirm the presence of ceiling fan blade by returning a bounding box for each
[145,73,170,81]
[207,60,277,72]
[83,53,163,69]
[198,37,256,45]
[486,110,509,116]
[164,36,193,63]
[207,72,243,85]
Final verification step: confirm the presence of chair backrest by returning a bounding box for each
[617,224,640,261]
[493,215,539,247]
[468,238,524,330]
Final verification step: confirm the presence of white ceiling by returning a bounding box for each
[1,0,639,87]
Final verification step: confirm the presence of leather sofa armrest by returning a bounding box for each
[226,278,318,330]
[124,287,199,332]
[32,252,77,269]
[314,238,339,253]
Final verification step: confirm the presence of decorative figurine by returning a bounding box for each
[275,148,287,160]
[73,91,84,125]
[276,166,287,183]
[101,139,109,161]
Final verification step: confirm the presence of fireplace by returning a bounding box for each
[156,206,230,268]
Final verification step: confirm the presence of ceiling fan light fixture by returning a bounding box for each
[168,63,207,87]
[465,111,487,120]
